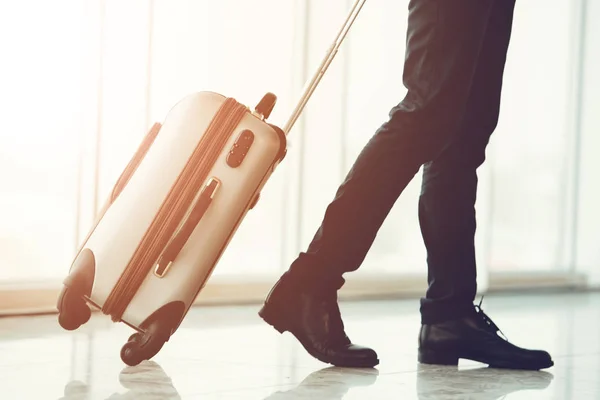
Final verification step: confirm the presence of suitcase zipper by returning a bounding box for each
[102,98,247,321]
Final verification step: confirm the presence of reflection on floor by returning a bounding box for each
[1,291,599,399]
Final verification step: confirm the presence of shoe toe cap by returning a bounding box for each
[530,350,554,367]
[347,344,379,361]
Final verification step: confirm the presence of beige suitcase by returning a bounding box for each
[57,0,367,366]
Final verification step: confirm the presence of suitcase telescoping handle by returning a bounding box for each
[154,177,221,278]
[282,0,367,135]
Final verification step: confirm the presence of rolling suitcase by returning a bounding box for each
[57,0,367,366]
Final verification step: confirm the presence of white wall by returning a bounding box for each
[0,0,595,290]
[574,0,600,286]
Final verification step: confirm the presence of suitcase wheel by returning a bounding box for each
[120,321,169,367]
[57,286,91,331]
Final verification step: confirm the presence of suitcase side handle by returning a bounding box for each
[153,177,221,278]
[72,123,162,259]
[112,122,162,202]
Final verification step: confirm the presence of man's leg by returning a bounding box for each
[260,0,496,368]
[418,0,516,323]
[284,0,498,292]
[417,0,554,370]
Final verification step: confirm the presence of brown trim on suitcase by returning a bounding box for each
[102,98,248,321]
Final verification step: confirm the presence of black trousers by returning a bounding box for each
[281,0,516,324]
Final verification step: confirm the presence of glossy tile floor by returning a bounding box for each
[1,291,599,399]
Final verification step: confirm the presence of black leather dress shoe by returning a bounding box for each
[418,301,554,370]
[258,279,379,368]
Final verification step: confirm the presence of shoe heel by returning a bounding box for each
[418,348,459,366]
[258,305,289,334]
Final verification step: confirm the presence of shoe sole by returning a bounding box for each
[258,305,379,368]
[418,348,554,370]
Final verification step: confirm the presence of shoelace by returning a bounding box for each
[475,296,509,341]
